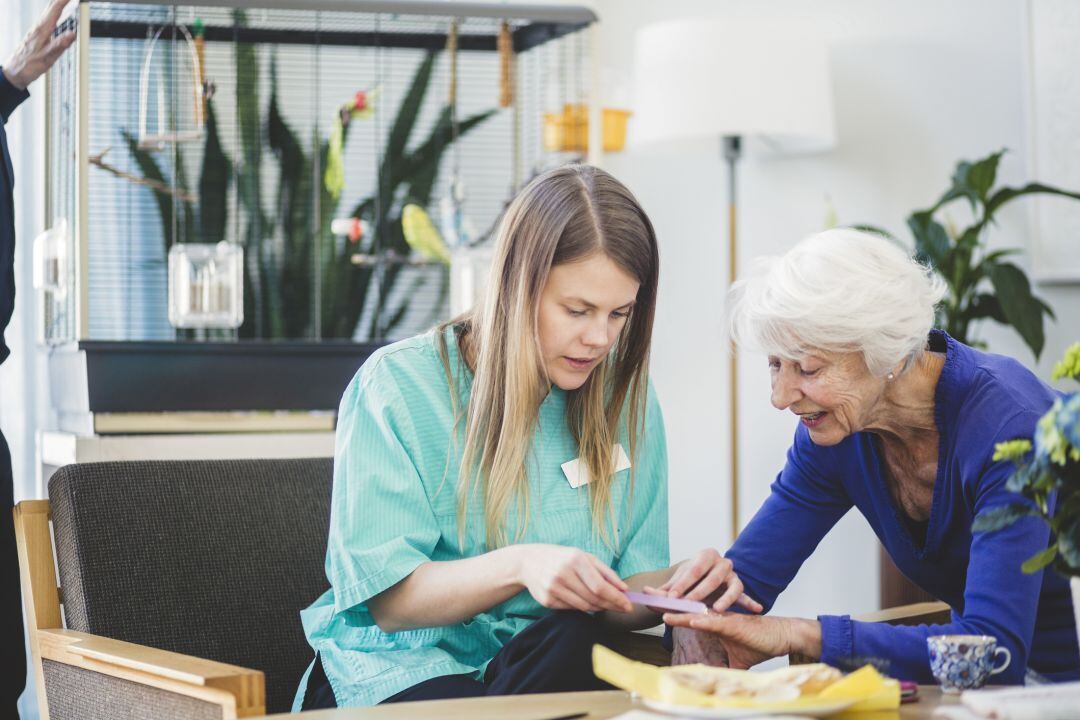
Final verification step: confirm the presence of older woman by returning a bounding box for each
[661,228,1079,684]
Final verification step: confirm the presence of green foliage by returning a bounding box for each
[863,150,1080,359]
[1053,343,1080,382]
[127,25,495,340]
[973,344,1080,578]
[322,51,496,339]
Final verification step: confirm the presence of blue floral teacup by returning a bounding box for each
[927,635,1011,693]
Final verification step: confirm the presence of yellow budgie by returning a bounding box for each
[401,204,451,265]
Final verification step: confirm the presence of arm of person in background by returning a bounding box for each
[3,0,77,94]
[666,425,852,665]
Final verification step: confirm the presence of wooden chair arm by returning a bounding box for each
[789,601,952,666]
[37,628,265,717]
[852,601,952,626]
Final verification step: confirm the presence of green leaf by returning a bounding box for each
[984,182,1080,217]
[946,150,1005,212]
[1058,519,1080,571]
[962,293,1007,324]
[983,248,1020,263]
[907,213,951,269]
[956,226,982,251]
[174,150,197,241]
[385,52,438,167]
[1036,296,1056,321]
[965,150,1005,204]
[1021,543,1058,574]
[972,503,1042,533]
[268,56,314,338]
[404,108,499,204]
[199,100,232,245]
[924,185,966,217]
[233,9,269,338]
[950,161,979,212]
[988,262,1046,359]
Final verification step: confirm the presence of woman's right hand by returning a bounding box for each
[645,549,763,614]
[515,544,633,613]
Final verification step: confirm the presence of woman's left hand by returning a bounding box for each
[664,612,820,670]
[645,549,764,613]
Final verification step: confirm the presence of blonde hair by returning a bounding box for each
[438,165,659,549]
[727,228,946,376]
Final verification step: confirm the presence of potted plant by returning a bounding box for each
[973,342,1080,647]
[861,150,1080,360]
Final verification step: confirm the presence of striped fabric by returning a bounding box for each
[296,326,669,707]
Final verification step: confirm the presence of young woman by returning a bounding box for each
[294,165,751,709]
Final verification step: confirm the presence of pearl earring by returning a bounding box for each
[887,372,895,381]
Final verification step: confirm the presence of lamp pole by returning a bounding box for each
[723,135,741,543]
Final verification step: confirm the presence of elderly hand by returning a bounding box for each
[672,626,730,666]
[665,611,822,670]
[4,0,77,91]
[645,548,764,613]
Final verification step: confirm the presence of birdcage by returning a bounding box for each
[43,0,595,431]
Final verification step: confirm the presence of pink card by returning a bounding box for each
[624,591,709,614]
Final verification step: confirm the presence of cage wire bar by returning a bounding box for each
[45,0,595,345]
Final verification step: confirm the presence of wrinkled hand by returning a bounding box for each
[664,612,806,670]
[4,0,77,91]
[672,625,730,666]
[645,548,763,613]
[518,544,632,614]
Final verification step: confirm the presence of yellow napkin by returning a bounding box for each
[592,645,899,712]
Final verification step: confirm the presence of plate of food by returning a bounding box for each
[642,663,856,718]
[592,645,899,718]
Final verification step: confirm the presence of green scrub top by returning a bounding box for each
[293,326,669,708]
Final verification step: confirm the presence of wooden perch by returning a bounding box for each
[89,148,199,204]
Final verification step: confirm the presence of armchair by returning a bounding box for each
[15,458,334,718]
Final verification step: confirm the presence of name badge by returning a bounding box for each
[562,444,632,488]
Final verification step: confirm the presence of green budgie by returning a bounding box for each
[402,203,451,265]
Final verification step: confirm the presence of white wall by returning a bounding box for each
[593,0,1080,622]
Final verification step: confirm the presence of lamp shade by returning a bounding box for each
[633,18,835,152]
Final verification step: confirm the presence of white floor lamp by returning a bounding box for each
[633,18,836,541]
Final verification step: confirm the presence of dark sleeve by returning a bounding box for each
[725,425,853,611]
[818,415,1047,685]
[0,68,31,124]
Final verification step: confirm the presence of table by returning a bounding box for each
[260,687,958,719]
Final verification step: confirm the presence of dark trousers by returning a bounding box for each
[1,432,26,719]
[302,610,613,710]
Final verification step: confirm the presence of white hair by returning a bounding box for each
[727,228,947,377]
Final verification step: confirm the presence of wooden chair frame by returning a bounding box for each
[14,500,265,719]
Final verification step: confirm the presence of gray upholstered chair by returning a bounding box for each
[15,458,334,719]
